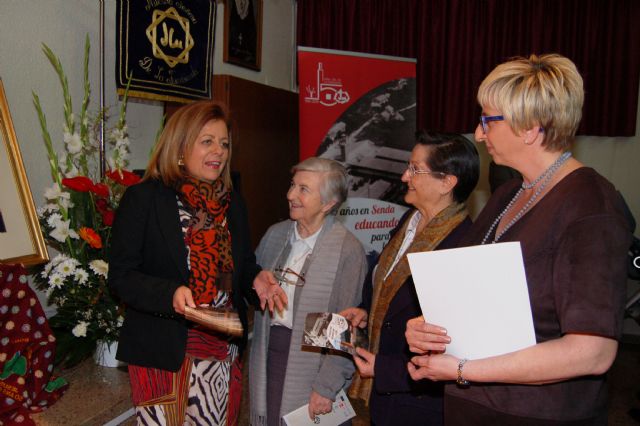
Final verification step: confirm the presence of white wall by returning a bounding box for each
[1,0,638,334]
[0,0,295,209]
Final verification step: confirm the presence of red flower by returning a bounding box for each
[101,210,115,226]
[62,176,94,192]
[107,169,141,186]
[78,227,103,249]
[95,199,115,226]
[91,183,110,198]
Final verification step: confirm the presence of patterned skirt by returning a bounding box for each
[128,328,241,426]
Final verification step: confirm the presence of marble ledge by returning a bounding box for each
[31,358,133,425]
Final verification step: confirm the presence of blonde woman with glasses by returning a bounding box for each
[406,54,630,425]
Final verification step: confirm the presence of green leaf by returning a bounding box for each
[44,377,69,393]
[0,352,27,379]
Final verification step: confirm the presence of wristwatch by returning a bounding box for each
[456,358,470,386]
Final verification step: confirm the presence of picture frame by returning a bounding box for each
[0,78,49,266]
[223,0,263,71]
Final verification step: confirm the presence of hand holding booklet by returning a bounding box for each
[282,389,356,426]
[407,242,536,359]
[302,312,368,355]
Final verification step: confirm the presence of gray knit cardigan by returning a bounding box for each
[249,216,367,425]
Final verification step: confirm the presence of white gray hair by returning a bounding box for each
[291,157,347,215]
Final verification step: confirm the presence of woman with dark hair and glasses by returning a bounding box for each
[249,157,367,425]
[341,131,479,426]
[406,54,630,424]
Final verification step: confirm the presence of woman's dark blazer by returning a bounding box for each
[108,179,260,372]
[362,213,472,426]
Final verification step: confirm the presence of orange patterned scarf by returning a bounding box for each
[349,202,468,404]
[178,176,234,305]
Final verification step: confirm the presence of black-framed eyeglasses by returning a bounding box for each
[479,115,504,134]
[406,163,446,179]
[274,267,306,287]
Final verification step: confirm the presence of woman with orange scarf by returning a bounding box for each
[109,100,260,425]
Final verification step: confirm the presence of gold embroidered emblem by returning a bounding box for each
[145,7,194,68]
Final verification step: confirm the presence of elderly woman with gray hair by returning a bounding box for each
[249,157,367,425]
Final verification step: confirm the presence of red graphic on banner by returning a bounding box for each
[298,48,417,255]
[298,49,416,160]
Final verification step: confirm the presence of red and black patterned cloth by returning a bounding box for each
[179,176,234,305]
[0,263,68,425]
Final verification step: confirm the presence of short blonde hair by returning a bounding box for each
[477,54,584,151]
[292,157,347,215]
[144,100,233,189]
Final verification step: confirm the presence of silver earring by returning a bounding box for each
[178,156,184,166]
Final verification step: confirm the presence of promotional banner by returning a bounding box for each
[298,47,416,257]
[116,0,216,103]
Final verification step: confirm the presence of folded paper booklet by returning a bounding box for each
[302,312,368,355]
[183,305,243,338]
[283,389,356,426]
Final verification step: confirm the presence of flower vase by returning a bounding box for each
[94,340,124,367]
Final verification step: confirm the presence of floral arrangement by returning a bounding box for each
[31,35,141,367]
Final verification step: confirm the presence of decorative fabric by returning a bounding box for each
[350,202,469,404]
[129,328,241,426]
[249,217,367,426]
[0,263,68,426]
[178,176,234,306]
[115,0,216,102]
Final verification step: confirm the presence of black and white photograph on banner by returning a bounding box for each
[317,78,417,205]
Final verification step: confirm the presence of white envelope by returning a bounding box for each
[407,242,536,360]
[282,389,356,426]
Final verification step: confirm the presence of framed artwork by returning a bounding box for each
[224,0,262,70]
[0,78,49,266]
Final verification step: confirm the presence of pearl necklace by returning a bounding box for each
[481,151,572,244]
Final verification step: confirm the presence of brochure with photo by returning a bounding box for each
[283,389,356,426]
[302,312,368,355]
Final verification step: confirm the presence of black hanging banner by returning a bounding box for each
[116,0,216,103]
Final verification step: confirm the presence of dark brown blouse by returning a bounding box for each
[445,167,630,424]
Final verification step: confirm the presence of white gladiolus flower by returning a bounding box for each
[74,269,89,285]
[64,164,79,178]
[39,204,60,215]
[89,260,109,278]
[48,273,64,289]
[64,132,83,154]
[106,157,117,171]
[58,197,74,210]
[72,321,88,337]
[44,183,63,200]
[50,220,78,243]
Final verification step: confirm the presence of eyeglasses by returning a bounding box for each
[406,163,446,178]
[273,267,306,287]
[479,115,504,134]
[479,115,545,134]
